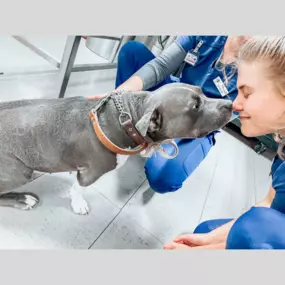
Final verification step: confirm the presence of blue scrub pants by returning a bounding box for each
[116,41,216,194]
[194,207,285,249]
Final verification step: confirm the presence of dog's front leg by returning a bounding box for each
[69,181,89,215]
[115,154,130,169]
[69,153,118,215]
[69,165,113,215]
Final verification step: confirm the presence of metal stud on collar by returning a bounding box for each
[119,112,132,125]
[112,93,133,126]
[91,90,125,114]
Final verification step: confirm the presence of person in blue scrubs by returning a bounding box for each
[164,36,285,250]
[115,36,250,194]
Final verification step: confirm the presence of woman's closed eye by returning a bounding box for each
[243,92,251,99]
[238,84,253,99]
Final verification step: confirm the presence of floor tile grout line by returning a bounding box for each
[198,159,219,224]
[96,191,122,210]
[87,210,121,249]
[136,224,164,245]
[97,180,164,246]
[87,178,147,249]
[197,141,225,225]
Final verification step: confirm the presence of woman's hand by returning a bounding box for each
[164,219,237,250]
[86,93,108,100]
[87,74,144,100]
[164,232,226,250]
[164,186,276,250]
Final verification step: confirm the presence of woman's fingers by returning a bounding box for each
[163,242,226,250]
[164,242,192,250]
[86,93,108,100]
[173,233,210,246]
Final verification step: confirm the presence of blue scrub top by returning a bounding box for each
[177,36,285,214]
[271,153,285,214]
[176,36,238,102]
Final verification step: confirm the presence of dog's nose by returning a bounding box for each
[220,102,232,111]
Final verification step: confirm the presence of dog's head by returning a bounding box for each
[135,83,233,142]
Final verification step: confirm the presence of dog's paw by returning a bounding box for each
[15,193,39,210]
[71,196,89,215]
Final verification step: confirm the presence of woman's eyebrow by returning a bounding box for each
[237,84,245,90]
[238,84,251,91]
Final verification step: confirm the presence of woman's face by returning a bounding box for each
[233,61,285,137]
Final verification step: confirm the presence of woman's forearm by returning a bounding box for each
[209,186,276,243]
[116,40,187,91]
[115,75,144,92]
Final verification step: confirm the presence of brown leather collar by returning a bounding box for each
[88,94,149,155]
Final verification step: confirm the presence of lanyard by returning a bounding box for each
[193,40,203,53]
[174,40,204,77]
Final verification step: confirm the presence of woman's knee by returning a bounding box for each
[226,207,285,249]
[194,219,233,234]
[144,146,189,194]
[116,41,155,88]
[145,159,186,194]
[117,41,152,62]
[145,138,215,194]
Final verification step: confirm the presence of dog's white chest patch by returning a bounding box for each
[115,154,129,169]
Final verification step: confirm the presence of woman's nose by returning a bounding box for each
[232,96,243,112]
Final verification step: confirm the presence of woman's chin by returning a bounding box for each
[240,125,270,138]
[240,125,261,138]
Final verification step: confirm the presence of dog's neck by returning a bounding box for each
[92,92,149,150]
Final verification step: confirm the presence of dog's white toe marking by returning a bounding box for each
[71,195,89,215]
[116,154,129,169]
[24,195,38,209]
[15,193,39,210]
[69,182,89,215]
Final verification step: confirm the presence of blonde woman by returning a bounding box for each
[164,36,285,250]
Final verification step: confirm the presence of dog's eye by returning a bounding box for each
[193,103,199,110]
[192,97,201,110]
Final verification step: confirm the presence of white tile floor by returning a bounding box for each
[0,36,274,249]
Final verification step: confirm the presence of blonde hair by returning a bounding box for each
[237,36,285,159]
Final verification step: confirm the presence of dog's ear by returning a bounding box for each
[135,107,162,137]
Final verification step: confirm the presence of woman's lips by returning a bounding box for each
[240,116,250,120]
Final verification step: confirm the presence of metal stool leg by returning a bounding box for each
[58,36,81,98]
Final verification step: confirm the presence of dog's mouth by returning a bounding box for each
[196,131,211,138]
[200,131,209,137]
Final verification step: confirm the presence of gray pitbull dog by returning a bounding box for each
[0,83,232,215]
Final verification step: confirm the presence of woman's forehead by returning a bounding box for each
[237,61,267,87]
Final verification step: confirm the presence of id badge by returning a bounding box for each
[213,76,229,97]
[184,50,199,66]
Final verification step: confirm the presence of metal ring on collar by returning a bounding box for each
[159,140,179,159]
[119,112,132,125]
